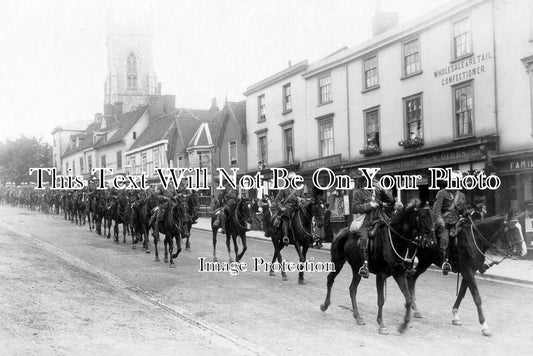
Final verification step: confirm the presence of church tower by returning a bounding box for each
[104,1,160,113]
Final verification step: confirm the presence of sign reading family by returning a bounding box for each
[434,51,492,86]
[29,167,501,191]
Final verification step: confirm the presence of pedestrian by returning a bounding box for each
[323,203,334,243]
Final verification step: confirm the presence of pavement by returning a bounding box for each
[193,217,533,286]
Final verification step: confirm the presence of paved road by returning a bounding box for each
[1,206,532,355]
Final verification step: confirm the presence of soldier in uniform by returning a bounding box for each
[151,184,174,239]
[351,177,399,278]
[432,171,467,275]
[215,182,238,234]
[272,172,304,246]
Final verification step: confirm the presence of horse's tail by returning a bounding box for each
[330,227,350,263]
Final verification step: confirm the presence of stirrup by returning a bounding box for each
[282,236,290,245]
[442,261,452,275]
[358,263,369,278]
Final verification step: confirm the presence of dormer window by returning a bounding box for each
[133,132,137,139]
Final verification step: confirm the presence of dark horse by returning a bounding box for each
[264,198,324,284]
[210,198,253,262]
[151,200,185,268]
[129,194,149,251]
[406,213,527,336]
[320,201,436,334]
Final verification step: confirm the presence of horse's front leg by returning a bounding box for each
[349,269,365,324]
[236,234,247,262]
[226,234,233,262]
[164,235,169,263]
[376,274,388,334]
[463,271,491,336]
[114,222,119,243]
[170,233,181,268]
[154,232,160,262]
[123,223,127,244]
[407,260,431,319]
[451,277,468,326]
[320,254,345,313]
[185,223,191,251]
[393,272,413,334]
[293,240,307,284]
[212,228,218,262]
[232,233,239,262]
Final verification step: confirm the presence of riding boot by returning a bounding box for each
[282,220,290,246]
[440,248,452,275]
[358,248,369,278]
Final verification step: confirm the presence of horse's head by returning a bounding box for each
[397,199,436,248]
[503,211,527,257]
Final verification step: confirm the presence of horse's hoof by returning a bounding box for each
[378,327,389,335]
[155,256,160,262]
[145,249,150,254]
[356,317,366,325]
[397,323,409,334]
[452,319,462,326]
[185,248,191,253]
[481,328,492,337]
[212,257,218,262]
[170,263,176,268]
[132,245,136,250]
[298,279,306,285]
[269,271,275,277]
[320,304,328,312]
[229,259,234,263]
[413,311,423,319]
[114,240,119,244]
[282,276,288,281]
[164,257,168,263]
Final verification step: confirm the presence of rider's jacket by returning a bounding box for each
[432,189,467,227]
[351,186,395,226]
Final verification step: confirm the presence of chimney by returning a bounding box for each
[157,82,162,95]
[103,103,116,128]
[372,0,398,37]
[288,60,292,67]
[210,97,219,111]
[94,113,103,124]
[113,101,123,117]
[163,95,175,114]
[149,94,176,117]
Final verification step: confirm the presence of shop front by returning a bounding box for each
[344,135,498,212]
[300,154,350,234]
[493,149,533,252]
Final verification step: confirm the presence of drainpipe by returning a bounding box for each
[345,63,351,161]
[491,0,499,139]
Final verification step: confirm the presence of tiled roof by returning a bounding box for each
[128,112,175,151]
[213,100,247,147]
[95,105,148,148]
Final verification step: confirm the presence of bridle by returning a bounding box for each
[467,216,525,263]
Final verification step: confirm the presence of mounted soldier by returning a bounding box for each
[351,176,401,278]
[271,172,304,246]
[214,181,238,234]
[151,184,174,239]
[432,170,467,275]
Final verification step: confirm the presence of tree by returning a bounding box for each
[0,136,52,185]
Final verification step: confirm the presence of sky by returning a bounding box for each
[0,0,450,143]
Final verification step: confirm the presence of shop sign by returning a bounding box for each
[301,154,341,172]
[498,159,533,173]
[374,147,484,174]
[434,52,492,86]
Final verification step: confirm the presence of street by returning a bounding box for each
[1,206,532,355]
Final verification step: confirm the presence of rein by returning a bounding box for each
[467,216,524,264]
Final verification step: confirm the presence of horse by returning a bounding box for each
[406,212,527,336]
[106,194,130,243]
[320,200,436,334]
[151,200,184,268]
[210,198,253,263]
[263,198,324,284]
[129,195,149,251]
